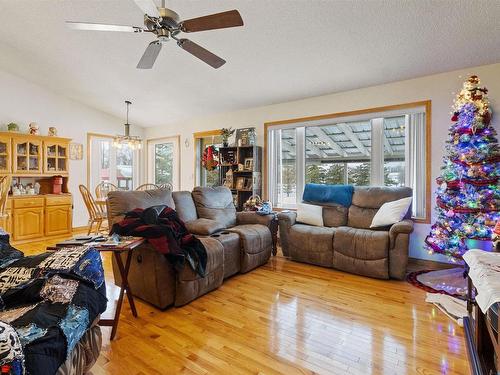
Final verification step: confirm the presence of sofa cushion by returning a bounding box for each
[288,224,335,267]
[192,187,236,228]
[333,226,389,279]
[227,224,272,273]
[323,204,348,227]
[370,197,412,228]
[347,205,379,229]
[352,186,413,209]
[107,189,174,225]
[172,191,198,223]
[296,203,323,226]
[175,237,224,306]
[208,231,241,279]
[185,218,225,236]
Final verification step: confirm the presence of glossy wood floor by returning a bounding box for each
[17,235,469,375]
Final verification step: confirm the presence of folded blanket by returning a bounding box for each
[302,183,354,207]
[111,205,208,277]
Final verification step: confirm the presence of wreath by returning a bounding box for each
[202,145,219,171]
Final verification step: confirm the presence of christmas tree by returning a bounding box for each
[425,75,500,260]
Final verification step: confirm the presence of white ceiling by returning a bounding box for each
[0,0,499,128]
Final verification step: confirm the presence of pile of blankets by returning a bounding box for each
[111,205,208,277]
[0,233,107,375]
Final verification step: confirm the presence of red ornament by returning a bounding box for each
[451,112,459,122]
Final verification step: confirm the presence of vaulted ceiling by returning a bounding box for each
[0,0,499,127]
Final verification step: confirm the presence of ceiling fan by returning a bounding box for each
[66,0,243,69]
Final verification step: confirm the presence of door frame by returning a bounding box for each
[146,135,181,191]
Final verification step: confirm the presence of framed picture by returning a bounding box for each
[244,178,253,190]
[244,158,253,170]
[235,127,256,146]
[69,143,83,160]
[235,177,245,190]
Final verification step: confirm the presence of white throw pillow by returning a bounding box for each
[296,203,324,227]
[370,197,412,228]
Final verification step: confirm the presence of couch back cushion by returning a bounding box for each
[192,186,236,228]
[107,189,175,225]
[348,186,412,229]
[322,204,349,227]
[172,191,198,223]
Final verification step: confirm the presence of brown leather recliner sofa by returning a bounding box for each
[278,186,414,280]
[106,186,273,309]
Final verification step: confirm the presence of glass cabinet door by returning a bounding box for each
[0,137,11,173]
[44,141,69,174]
[28,141,41,172]
[13,138,42,174]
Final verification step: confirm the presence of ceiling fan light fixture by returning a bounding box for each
[113,100,143,150]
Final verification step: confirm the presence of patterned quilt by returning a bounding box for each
[0,236,106,375]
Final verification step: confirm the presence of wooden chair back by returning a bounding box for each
[157,183,173,191]
[136,183,160,191]
[0,175,11,218]
[79,184,102,220]
[95,181,118,199]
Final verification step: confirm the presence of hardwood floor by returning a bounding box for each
[17,236,469,375]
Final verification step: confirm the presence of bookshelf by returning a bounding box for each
[218,145,262,211]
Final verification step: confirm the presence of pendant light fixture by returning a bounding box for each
[113,100,142,150]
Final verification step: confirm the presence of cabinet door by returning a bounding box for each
[13,138,42,174]
[0,136,11,173]
[45,205,72,236]
[12,207,44,241]
[44,141,69,174]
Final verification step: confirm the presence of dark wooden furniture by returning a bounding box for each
[95,237,144,340]
[465,275,499,375]
[218,145,262,211]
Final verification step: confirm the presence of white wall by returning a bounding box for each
[145,62,500,262]
[0,69,145,228]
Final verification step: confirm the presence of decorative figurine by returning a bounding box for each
[7,122,19,132]
[48,127,57,136]
[28,122,39,135]
[34,182,41,195]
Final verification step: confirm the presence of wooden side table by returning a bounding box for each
[269,213,279,256]
[95,237,144,340]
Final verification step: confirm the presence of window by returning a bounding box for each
[194,132,222,187]
[267,103,429,220]
[147,136,180,189]
[88,134,139,191]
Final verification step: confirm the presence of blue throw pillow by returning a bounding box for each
[302,184,354,207]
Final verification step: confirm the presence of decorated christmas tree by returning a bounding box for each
[425,75,500,260]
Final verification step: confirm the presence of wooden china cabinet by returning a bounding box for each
[0,132,72,243]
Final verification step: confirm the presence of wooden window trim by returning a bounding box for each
[263,100,432,224]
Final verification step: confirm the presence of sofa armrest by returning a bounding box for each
[236,211,275,227]
[388,219,414,280]
[389,219,414,248]
[277,211,297,227]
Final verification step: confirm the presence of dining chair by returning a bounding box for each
[135,183,160,191]
[95,181,118,199]
[0,176,11,232]
[79,184,107,235]
[157,183,173,191]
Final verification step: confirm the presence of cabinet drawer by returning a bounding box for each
[12,197,44,209]
[46,195,72,206]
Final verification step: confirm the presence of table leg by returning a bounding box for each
[271,216,279,256]
[104,251,138,340]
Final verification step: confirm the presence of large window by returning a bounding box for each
[267,104,429,220]
[88,134,139,191]
[147,136,180,190]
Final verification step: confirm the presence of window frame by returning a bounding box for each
[264,101,432,223]
[86,132,140,191]
[146,135,181,190]
[193,130,223,187]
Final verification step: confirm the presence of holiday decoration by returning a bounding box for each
[425,75,500,260]
[202,145,219,171]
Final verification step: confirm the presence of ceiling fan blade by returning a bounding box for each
[137,41,162,69]
[133,0,160,18]
[177,39,225,69]
[66,21,143,33]
[181,10,243,33]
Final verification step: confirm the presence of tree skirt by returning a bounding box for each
[407,267,469,326]
[406,267,468,298]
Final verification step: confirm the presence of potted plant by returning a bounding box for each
[7,122,19,132]
[221,127,235,147]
